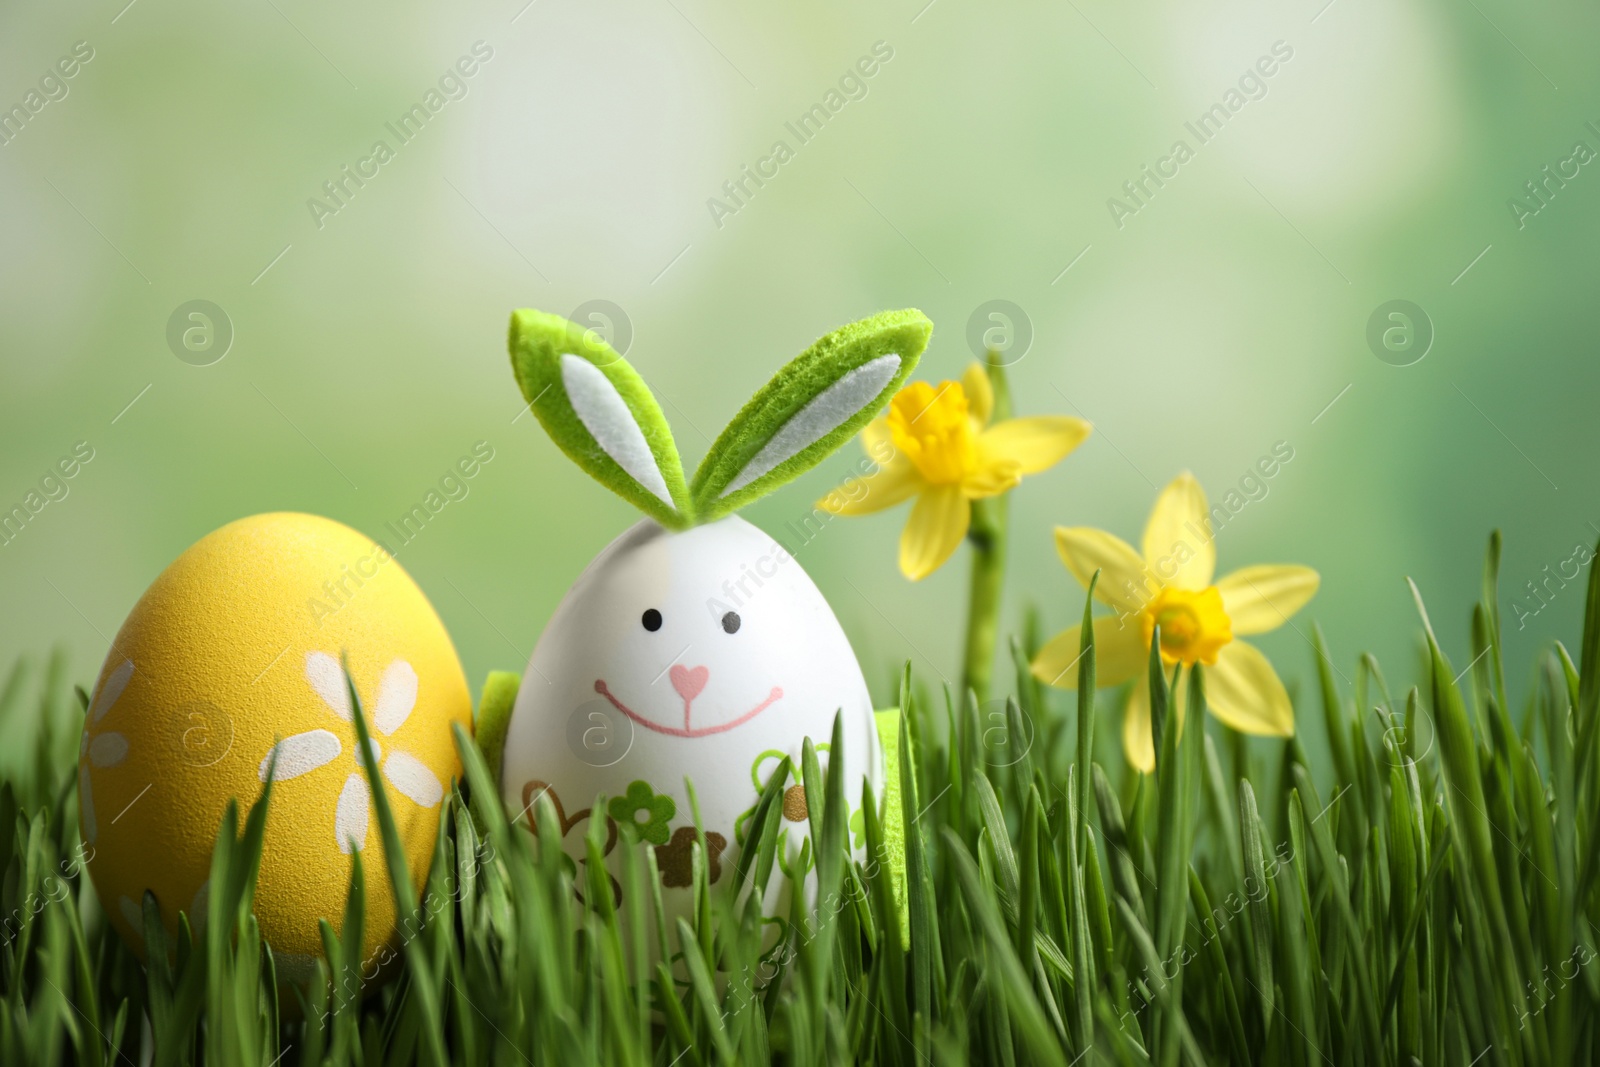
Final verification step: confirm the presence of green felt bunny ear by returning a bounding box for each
[690,308,931,522]
[508,310,694,529]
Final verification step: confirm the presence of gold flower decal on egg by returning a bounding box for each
[258,651,445,854]
[656,827,728,888]
[79,658,135,845]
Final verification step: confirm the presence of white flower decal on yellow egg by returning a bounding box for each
[80,658,135,845]
[258,652,444,855]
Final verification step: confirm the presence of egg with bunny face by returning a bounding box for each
[496,305,932,943]
[500,514,878,907]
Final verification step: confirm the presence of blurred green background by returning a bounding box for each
[3,0,1596,754]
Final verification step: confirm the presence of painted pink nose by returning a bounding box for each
[670,664,709,703]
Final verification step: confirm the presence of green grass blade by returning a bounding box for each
[346,657,447,1067]
[1237,779,1275,1030]
[944,830,1069,1067]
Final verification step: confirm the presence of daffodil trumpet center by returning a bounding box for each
[888,380,976,486]
[1140,585,1232,666]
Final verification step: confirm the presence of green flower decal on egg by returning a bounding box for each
[607,780,675,845]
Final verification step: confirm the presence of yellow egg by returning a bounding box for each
[78,512,471,983]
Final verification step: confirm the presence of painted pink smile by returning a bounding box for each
[594,677,783,738]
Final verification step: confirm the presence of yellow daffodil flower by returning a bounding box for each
[1030,472,1319,772]
[819,364,1091,580]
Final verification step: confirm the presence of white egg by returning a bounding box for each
[500,514,879,929]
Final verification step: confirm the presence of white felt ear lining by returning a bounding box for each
[560,354,675,508]
[721,353,901,496]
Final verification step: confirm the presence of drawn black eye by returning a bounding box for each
[642,608,662,632]
[721,611,741,634]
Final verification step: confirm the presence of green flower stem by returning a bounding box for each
[961,354,1012,702]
